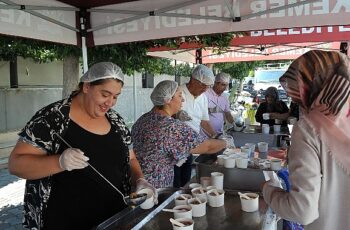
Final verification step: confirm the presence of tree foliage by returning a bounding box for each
[214,61,264,81]
[0,35,80,62]
[0,32,258,79]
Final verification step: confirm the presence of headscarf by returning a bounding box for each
[280,50,350,173]
[265,86,279,101]
[264,86,285,113]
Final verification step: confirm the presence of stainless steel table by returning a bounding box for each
[96,188,278,230]
[227,125,290,148]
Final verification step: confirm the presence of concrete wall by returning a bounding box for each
[0,88,62,132]
[0,58,64,87]
[0,58,190,132]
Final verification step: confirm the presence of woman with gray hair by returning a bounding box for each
[132,80,227,188]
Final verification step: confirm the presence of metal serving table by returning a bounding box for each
[227,125,290,148]
[96,188,278,230]
[194,154,266,192]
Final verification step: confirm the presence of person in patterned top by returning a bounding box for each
[131,80,227,188]
[8,62,156,230]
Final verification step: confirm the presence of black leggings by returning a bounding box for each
[173,155,193,188]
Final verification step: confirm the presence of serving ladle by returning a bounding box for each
[238,192,252,200]
[55,133,147,207]
[162,208,186,213]
[169,218,185,227]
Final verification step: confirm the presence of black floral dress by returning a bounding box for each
[18,95,132,229]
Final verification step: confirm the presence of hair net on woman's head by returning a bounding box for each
[80,62,124,84]
[265,86,279,100]
[192,64,214,85]
[150,80,179,106]
[215,72,230,83]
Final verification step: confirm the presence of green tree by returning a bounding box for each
[214,61,263,82]
[214,61,264,104]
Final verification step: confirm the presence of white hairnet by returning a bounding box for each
[215,72,230,84]
[80,62,124,84]
[192,64,214,85]
[151,80,178,106]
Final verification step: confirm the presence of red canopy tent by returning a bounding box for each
[147,25,350,63]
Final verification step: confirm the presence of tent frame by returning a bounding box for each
[0,0,322,71]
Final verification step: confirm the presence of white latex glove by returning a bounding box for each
[136,178,158,204]
[176,158,187,167]
[59,148,89,171]
[177,110,192,121]
[263,171,283,188]
[220,136,235,148]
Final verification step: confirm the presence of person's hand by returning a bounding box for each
[176,158,187,167]
[269,113,278,119]
[136,178,158,204]
[220,136,235,148]
[59,148,89,171]
[177,110,192,121]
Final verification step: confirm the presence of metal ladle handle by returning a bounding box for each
[54,133,128,204]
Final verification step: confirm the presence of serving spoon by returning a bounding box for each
[55,133,147,207]
[169,218,185,227]
[162,208,186,213]
[238,192,252,200]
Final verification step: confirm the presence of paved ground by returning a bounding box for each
[0,131,25,229]
[0,168,25,230]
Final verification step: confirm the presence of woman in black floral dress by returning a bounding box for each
[8,62,156,230]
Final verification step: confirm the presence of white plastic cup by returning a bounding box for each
[188,183,202,190]
[137,188,155,210]
[275,119,282,124]
[262,113,270,120]
[173,205,192,219]
[171,218,194,230]
[207,189,225,207]
[270,159,282,171]
[217,155,226,166]
[245,143,256,156]
[223,156,236,168]
[236,158,248,169]
[175,194,192,206]
[288,116,297,125]
[188,198,207,217]
[258,142,268,153]
[200,177,211,188]
[273,124,281,133]
[191,187,207,202]
[240,146,251,156]
[210,172,224,190]
[262,124,270,134]
[240,193,259,212]
[205,186,217,191]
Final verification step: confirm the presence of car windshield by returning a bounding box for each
[255,70,286,83]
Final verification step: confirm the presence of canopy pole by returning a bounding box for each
[195,49,202,64]
[133,72,137,123]
[81,36,88,73]
[80,10,88,73]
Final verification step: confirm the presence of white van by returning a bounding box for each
[254,68,286,91]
